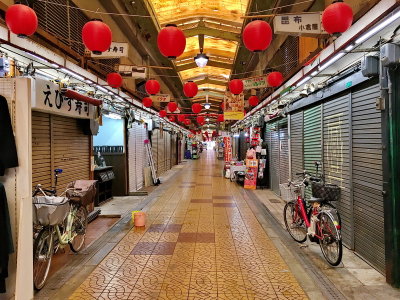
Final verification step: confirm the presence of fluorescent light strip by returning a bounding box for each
[29,53,48,63]
[356,10,400,44]
[96,85,109,93]
[36,70,58,80]
[296,76,311,87]
[60,68,85,81]
[319,52,345,72]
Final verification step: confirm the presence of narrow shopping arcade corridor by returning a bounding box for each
[68,151,306,300]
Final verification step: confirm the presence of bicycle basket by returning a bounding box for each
[66,180,97,205]
[32,196,70,226]
[279,183,304,202]
[311,182,341,201]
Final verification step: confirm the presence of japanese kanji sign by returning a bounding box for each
[243,75,268,90]
[89,42,129,58]
[33,79,95,119]
[273,13,327,36]
[151,94,170,103]
[224,92,244,120]
[118,65,147,78]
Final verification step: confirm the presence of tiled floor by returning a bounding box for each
[68,151,308,300]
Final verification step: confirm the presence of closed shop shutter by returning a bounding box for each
[290,111,303,179]
[165,132,171,170]
[171,134,177,166]
[127,125,137,192]
[279,120,289,184]
[32,112,52,188]
[264,123,273,188]
[158,130,165,175]
[303,105,322,198]
[151,129,159,175]
[352,82,385,272]
[135,123,147,191]
[323,93,352,246]
[270,121,280,194]
[52,115,90,189]
[32,112,90,190]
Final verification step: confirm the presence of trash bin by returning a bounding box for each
[132,211,146,227]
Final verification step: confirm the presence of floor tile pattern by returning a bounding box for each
[69,152,308,300]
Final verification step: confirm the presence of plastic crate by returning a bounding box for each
[279,183,304,202]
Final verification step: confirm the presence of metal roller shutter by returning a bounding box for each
[151,129,159,175]
[270,121,280,194]
[323,93,352,246]
[127,125,137,192]
[32,113,90,190]
[135,123,147,191]
[279,120,289,184]
[290,111,304,179]
[32,112,52,188]
[158,130,165,175]
[303,105,322,198]
[171,134,177,166]
[352,83,385,272]
[165,132,171,170]
[264,123,273,188]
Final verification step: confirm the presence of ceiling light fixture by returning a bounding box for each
[204,103,211,110]
[194,53,209,68]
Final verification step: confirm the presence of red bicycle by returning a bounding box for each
[283,171,343,266]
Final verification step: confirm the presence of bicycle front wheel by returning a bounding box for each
[33,227,54,290]
[318,211,343,266]
[69,205,88,253]
[284,201,307,243]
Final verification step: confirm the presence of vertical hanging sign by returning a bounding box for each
[223,136,232,162]
[224,92,244,120]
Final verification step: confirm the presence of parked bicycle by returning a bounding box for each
[283,165,343,266]
[32,170,96,290]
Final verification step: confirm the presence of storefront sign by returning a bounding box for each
[32,79,95,119]
[118,65,147,78]
[224,92,244,120]
[243,76,268,90]
[151,94,170,103]
[244,159,258,190]
[89,42,129,58]
[273,13,327,36]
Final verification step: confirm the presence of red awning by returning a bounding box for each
[64,89,102,106]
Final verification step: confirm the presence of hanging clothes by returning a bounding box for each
[0,95,18,176]
[0,183,13,293]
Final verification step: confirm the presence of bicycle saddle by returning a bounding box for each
[309,197,324,202]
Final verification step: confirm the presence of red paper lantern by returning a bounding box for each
[183,81,198,98]
[157,24,186,59]
[142,97,152,108]
[169,116,175,122]
[267,72,284,87]
[217,114,224,122]
[178,114,186,122]
[322,2,353,35]
[192,103,202,114]
[167,102,178,112]
[229,79,244,95]
[106,73,123,88]
[242,20,272,52]
[145,79,160,95]
[6,4,38,37]
[184,119,191,126]
[159,110,167,118]
[197,116,205,124]
[82,19,112,54]
[249,96,259,107]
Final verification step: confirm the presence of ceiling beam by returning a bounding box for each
[176,60,232,72]
[179,49,235,61]
[184,25,240,42]
[195,78,227,86]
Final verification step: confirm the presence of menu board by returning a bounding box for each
[244,159,258,190]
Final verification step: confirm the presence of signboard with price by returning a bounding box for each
[151,94,171,103]
[243,76,268,90]
[273,13,327,36]
[32,79,95,119]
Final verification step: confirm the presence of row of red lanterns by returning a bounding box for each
[5,3,353,55]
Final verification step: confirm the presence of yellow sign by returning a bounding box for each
[224,92,244,120]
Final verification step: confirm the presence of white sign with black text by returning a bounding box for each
[89,42,129,58]
[273,13,327,36]
[118,65,147,78]
[32,79,95,119]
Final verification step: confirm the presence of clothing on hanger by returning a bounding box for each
[0,95,18,176]
[0,183,13,293]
